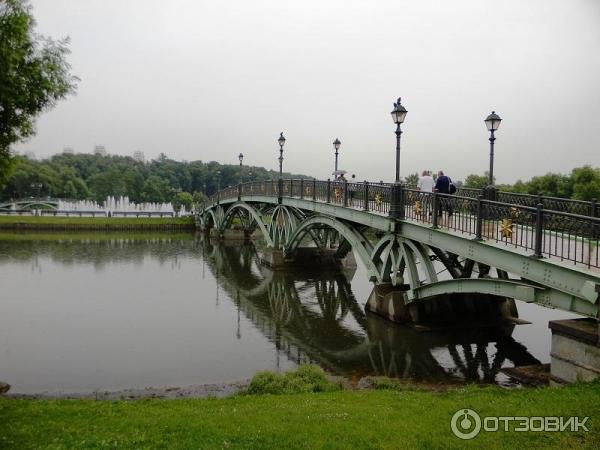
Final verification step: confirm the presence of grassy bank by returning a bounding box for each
[1,381,599,449]
[0,215,196,230]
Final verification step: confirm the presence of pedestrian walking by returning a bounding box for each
[435,170,454,218]
[417,170,434,218]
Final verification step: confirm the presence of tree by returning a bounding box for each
[171,191,194,212]
[464,174,488,189]
[571,166,600,201]
[526,173,572,198]
[404,172,419,186]
[0,0,77,190]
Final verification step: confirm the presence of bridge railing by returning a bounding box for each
[206,179,600,268]
[403,187,600,267]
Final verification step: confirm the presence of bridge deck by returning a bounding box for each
[204,179,599,273]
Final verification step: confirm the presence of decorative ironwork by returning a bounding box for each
[334,188,342,201]
[201,177,600,269]
[500,218,514,238]
[414,201,422,215]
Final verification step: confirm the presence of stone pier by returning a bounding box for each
[260,247,357,270]
[549,318,600,384]
[365,283,520,326]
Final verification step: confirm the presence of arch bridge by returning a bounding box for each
[199,178,600,323]
[0,198,61,212]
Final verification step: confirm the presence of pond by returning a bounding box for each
[0,232,577,394]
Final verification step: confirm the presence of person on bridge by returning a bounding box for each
[417,170,435,218]
[417,170,434,192]
[435,170,453,218]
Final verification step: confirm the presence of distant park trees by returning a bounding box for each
[0,0,78,191]
[463,166,600,201]
[0,152,304,208]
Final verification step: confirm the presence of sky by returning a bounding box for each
[15,0,600,184]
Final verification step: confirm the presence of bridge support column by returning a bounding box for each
[366,283,520,327]
[549,318,600,384]
[366,283,415,323]
[261,247,356,270]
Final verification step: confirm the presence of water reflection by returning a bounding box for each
[203,239,540,385]
[0,232,543,392]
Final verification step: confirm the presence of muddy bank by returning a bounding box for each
[6,380,250,400]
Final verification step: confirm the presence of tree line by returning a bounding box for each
[405,166,600,201]
[0,152,306,211]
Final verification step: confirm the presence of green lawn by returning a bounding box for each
[1,382,599,449]
[0,215,195,226]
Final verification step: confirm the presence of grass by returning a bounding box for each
[0,215,195,226]
[0,230,196,241]
[245,365,342,395]
[1,370,599,449]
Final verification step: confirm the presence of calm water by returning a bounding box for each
[0,232,577,394]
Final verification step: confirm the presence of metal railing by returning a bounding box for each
[206,179,600,268]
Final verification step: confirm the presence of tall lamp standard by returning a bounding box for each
[484,111,502,200]
[238,153,244,200]
[277,132,286,203]
[333,138,341,174]
[389,97,407,219]
[484,111,501,185]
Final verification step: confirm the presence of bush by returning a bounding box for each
[245,365,342,395]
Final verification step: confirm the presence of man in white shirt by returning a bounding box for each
[417,171,434,192]
[417,170,434,219]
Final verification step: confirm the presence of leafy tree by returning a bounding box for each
[404,172,419,186]
[464,172,494,189]
[0,0,77,190]
[526,173,572,198]
[172,191,194,212]
[192,191,204,206]
[571,166,600,201]
[141,175,172,203]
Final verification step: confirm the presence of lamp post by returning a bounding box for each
[484,111,501,202]
[277,132,285,177]
[238,153,244,200]
[389,97,407,219]
[484,111,501,186]
[277,132,285,203]
[333,138,341,174]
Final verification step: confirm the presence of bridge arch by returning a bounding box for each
[284,214,380,281]
[220,202,273,246]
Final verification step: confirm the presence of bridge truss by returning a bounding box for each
[200,179,600,319]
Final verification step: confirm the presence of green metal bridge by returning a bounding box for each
[199,179,600,320]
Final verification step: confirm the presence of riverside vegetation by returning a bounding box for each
[1,365,599,449]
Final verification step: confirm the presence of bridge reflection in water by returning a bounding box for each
[204,239,540,385]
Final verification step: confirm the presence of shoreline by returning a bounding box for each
[0,215,196,231]
[6,380,251,401]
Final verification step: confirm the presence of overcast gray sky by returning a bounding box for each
[16,0,600,183]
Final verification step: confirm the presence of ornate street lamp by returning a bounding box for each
[237,153,244,200]
[277,132,286,203]
[333,138,341,173]
[277,132,286,178]
[389,97,407,219]
[238,152,244,183]
[390,97,407,184]
[484,111,501,186]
